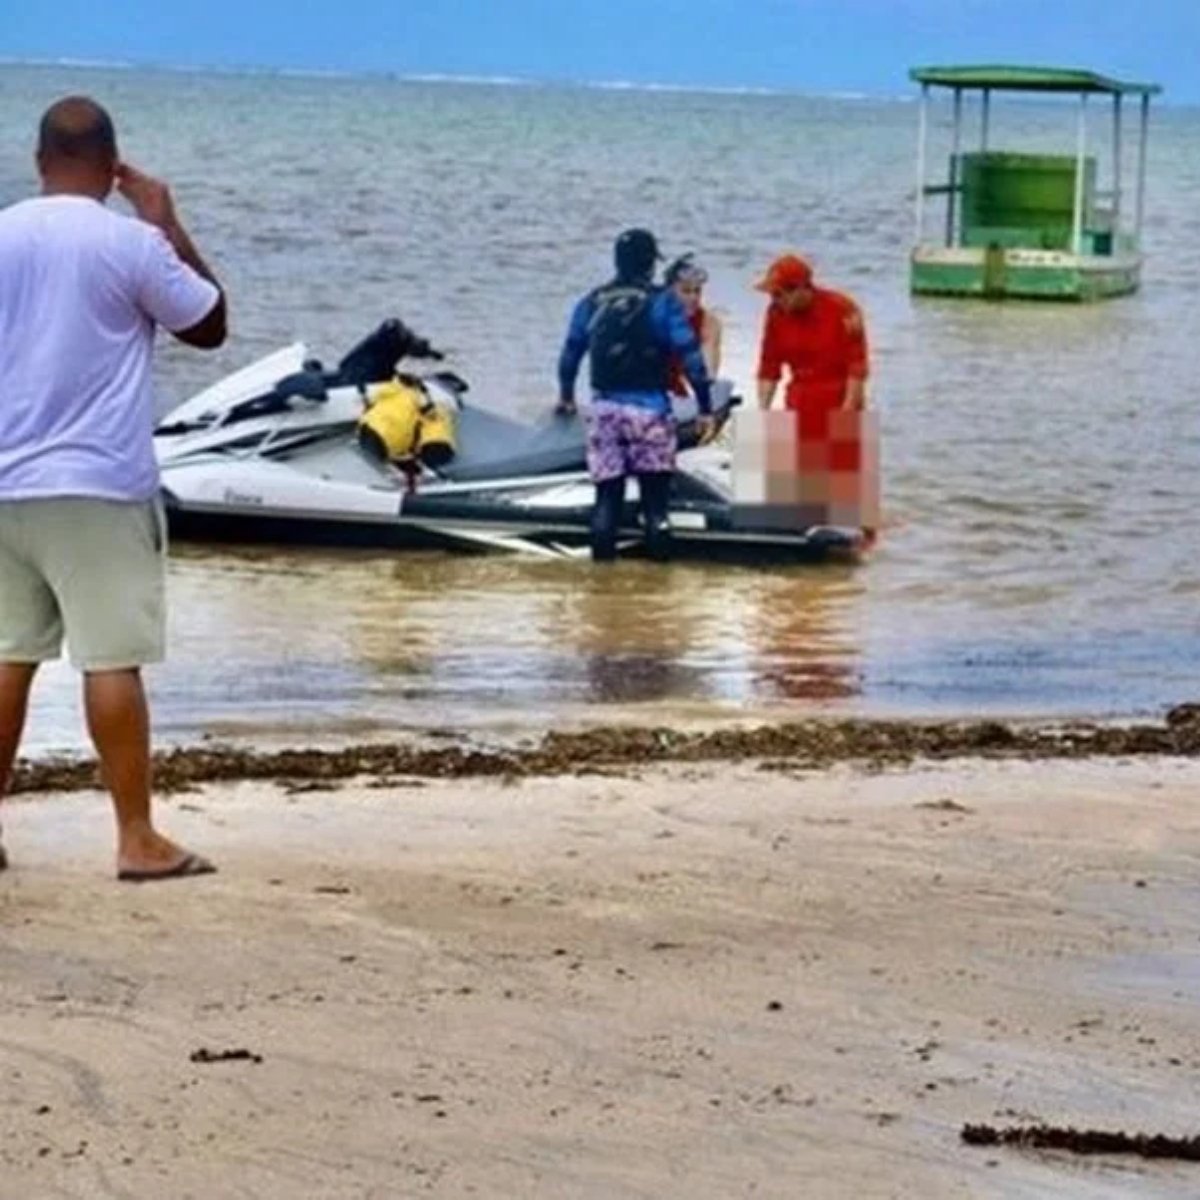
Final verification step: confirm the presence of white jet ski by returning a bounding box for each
[154,319,866,564]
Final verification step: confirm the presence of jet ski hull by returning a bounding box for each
[161,493,861,565]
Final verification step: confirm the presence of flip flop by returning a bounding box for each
[117,853,217,884]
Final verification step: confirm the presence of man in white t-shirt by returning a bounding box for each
[0,96,227,882]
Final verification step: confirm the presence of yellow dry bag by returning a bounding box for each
[359,378,456,469]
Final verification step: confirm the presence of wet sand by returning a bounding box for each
[4,746,1200,1197]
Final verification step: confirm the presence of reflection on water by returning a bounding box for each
[20,543,867,752]
[144,546,864,751]
[23,516,1196,756]
[551,554,864,707]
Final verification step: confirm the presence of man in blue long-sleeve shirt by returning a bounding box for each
[556,228,714,562]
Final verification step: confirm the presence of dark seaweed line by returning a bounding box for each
[11,706,1200,796]
[962,1123,1200,1161]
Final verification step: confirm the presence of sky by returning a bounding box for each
[7,0,1198,103]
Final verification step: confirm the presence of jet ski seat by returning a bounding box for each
[436,407,588,482]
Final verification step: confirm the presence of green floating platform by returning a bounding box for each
[907,64,1159,302]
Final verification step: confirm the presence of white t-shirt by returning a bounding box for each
[0,194,220,501]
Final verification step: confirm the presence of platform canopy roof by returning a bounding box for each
[909,65,1161,96]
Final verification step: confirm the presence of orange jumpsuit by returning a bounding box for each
[757,287,868,473]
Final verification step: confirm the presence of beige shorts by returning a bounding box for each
[0,497,167,671]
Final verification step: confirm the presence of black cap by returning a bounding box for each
[614,227,661,275]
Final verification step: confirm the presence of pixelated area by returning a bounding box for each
[730,408,880,529]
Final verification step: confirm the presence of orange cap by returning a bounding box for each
[754,253,814,293]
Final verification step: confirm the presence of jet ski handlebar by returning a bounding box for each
[157,319,450,433]
[269,318,446,408]
[334,318,444,388]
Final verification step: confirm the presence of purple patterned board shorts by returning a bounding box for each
[586,400,677,483]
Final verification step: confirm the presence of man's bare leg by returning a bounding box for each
[84,668,213,879]
[0,662,38,871]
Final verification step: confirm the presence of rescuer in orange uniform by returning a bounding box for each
[753,253,876,542]
[754,253,868,419]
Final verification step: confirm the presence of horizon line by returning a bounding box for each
[2,55,1188,107]
[0,55,921,104]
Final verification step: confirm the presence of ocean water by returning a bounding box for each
[2,64,1199,752]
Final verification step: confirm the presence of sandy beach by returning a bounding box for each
[4,746,1200,1199]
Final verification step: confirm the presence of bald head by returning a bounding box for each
[37,96,118,195]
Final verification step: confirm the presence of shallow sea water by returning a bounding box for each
[2,65,1198,751]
